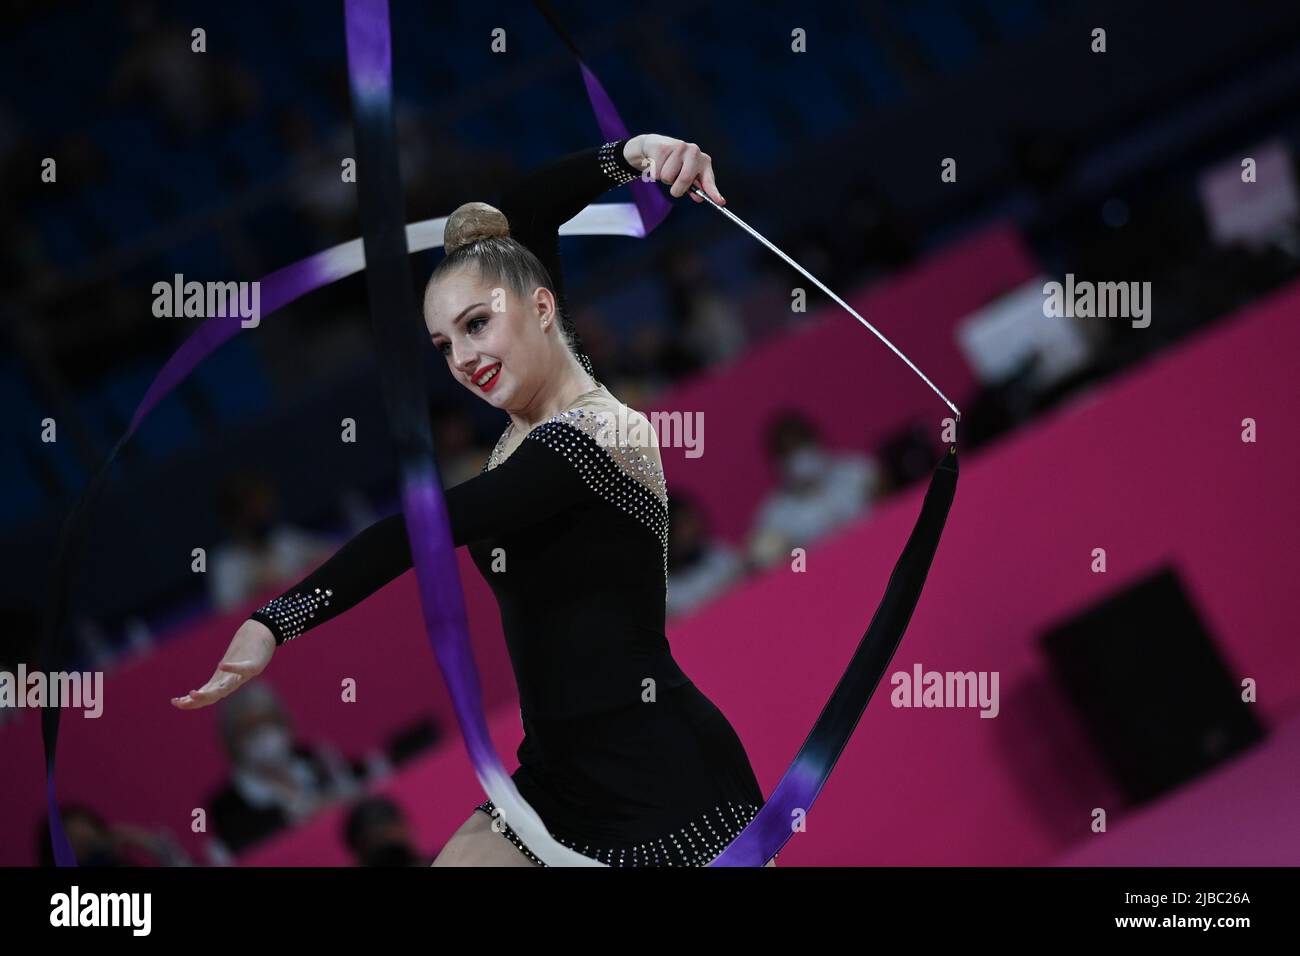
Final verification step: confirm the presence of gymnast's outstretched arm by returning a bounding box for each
[170,433,591,709]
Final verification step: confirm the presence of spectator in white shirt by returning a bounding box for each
[747,410,882,570]
[209,470,338,613]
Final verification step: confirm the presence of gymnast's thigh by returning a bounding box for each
[430,810,540,867]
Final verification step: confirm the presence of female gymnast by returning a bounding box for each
[172,134,776,867]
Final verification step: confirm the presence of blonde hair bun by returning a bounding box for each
[443,201,511,254]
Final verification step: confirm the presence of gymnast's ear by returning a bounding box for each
[444,201,510,253]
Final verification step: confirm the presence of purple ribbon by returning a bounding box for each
[43,0,952,870]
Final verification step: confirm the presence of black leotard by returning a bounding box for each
[249,141,765,866]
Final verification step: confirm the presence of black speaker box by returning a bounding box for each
[1039,566,1265,806]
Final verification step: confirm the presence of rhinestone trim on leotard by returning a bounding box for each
[474,798,761,867]
[483,405,670,580]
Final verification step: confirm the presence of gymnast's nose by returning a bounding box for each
[451,341,477,376]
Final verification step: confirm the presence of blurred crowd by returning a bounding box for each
[37,680,438,867]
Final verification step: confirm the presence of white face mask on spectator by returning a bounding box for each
[239,724,293,769]
[783,446,829,485]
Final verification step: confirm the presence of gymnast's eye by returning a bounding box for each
[467,315,488,334]
[436,341,450,356]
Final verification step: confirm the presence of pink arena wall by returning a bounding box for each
[4,246,1293,867]
[0,548,513,866]
[247,275,1299,866]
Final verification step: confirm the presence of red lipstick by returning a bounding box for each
[473,362,502,392]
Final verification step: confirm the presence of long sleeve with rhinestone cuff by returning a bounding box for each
[496,139,644,317]
[248,426,592,645]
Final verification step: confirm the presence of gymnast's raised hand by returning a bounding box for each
[171,618,275,709]
[624,133,727,204]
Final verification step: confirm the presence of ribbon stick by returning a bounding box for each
[689,186,961,866]
[686,184,961,422]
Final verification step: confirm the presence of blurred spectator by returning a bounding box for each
[210,469,337,613]
[47,131,107,192]
[662,247,748,367]
[747,409,882,570]
[581,310,641,388]
[1,209,54,292]
[278,88,442,246]
[381,716,443,766]
[618,323,679,394]
[759,220,835,308]
[108,0,260,144]
[37,804,192,867]
[838,181,918,277]
[68,612,155,670]
[208,683,363,856]
[1008,125,1079,199]
[0,105,100,289]
[666,494,744,618]
[343,796,423,866]
[875,420,945,493]
[430,403,491,487]
[277,107,356,247]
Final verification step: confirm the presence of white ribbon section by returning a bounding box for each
[315,203,647,287]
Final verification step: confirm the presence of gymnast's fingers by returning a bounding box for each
[195,671,242,702]
[699,159,724,205]
[657,143,684,191]
[171,668,243,709]
[670,143,705,198]
[219,659,261,678]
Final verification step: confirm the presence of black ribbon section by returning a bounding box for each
[529,0,584,59]
[802,446,959,769]
[346,112,430,473]
[37,436,129,865]
[712,445,959,865]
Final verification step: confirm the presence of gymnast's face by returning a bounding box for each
[424,267,555,410]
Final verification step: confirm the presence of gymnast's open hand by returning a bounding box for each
[625,133,726,205]
[171,619,276,710]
